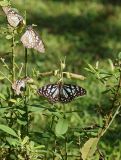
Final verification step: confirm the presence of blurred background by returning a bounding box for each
[0,0,121,159]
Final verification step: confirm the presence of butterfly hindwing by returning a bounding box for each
[59,84,86,103]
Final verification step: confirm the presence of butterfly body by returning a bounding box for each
[37,83,86,103]
[21,26,45,53]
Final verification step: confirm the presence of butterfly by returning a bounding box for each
[37,83,86,103]
[2,6,24,27]
[21,26,45,53]
[12,77,30,95]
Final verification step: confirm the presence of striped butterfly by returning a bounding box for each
[2,6,24,27]
[37,83,86,103]
[21,26,45,53]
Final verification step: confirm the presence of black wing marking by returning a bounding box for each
[37,84,59,102]
[59,84,86,103]
[38,83,86,103]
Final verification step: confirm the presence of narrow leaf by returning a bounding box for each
[0,124,18,137]
[29,106,45,112]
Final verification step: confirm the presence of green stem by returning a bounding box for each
[64,136,67,160]
[12,30,15,82]
[24,47,28,135]
[25,48,28,77]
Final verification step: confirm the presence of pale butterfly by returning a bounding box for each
[12,77,30,95]
[37,82,86,103]
[2,6,24,28]
[21,26,45,53]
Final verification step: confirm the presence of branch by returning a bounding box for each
[39,70,86,80]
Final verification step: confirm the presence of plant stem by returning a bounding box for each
[24,47,28,135]
[100,105,121,137]
[99,69,121,137]
[12,30,15,82]
[64,136,67,160]
[105,69,121,127]
[25,48,28,77]
[39,71,86,80]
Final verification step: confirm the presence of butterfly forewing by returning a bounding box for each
[38,83,86,103]
[21,30,36,48]
[38,84,59,102]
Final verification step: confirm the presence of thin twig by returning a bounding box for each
[0,71,12,83]
[105,69,121,128]
[11,30,15,82]
[39,71,86,80]
[24,47,28,135]
[99,105,121,137]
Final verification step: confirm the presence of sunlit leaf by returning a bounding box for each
[0,75,5,80]
[9,99,17,103]
[118,52,121,60]
[0,0,10,6]
[21,136,29,145]
[0,93,6,100]
[80,137,99,160]
[6,35,13,40]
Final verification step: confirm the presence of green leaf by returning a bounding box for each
[118,52,121,60]
[16,109,25,115]
[108,59,114,71]
[80,137,99,160]
[29,106,45,112]
[55,118,68,136]
[0,0,10,6]
[0,75,5,80]
[6,137,18,146]
[17,119,27,125]
[21,136,29,145]
[0,93,6,100]
[0,107,7,113]
[0,124,18,137]
[6,35,13,40]
[87,64,96,73]
[9,99,17,103]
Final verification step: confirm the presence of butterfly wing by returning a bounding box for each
[7,11,23,27]
[37,84,59,102]
[21,29,36,48]
[2,7,24,27]
[33,30,45,53]
[21,26,45,53]
[59,84,86,103]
